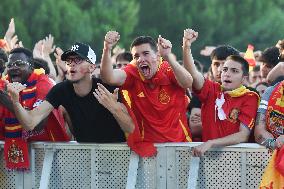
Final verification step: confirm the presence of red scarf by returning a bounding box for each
[266,81,284,176]
[2,72,69,170]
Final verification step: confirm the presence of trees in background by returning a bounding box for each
[0,0,283,66]
[0,0,139,58]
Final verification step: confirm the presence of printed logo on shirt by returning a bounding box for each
[33,99,44,108]
[158,89,170,104]
[137,92,145,98]
[228,108,240,123]
[268,109,284,136]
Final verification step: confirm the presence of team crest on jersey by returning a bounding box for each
[158,89,170,104]
[228,108,240,123]
[137,92,145,98]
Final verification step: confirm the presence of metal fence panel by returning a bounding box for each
[0,142,272,189]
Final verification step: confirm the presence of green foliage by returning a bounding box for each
[0,0,283,67]
[0,0,139,60]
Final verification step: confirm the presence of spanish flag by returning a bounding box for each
[259,149,284,188]
[0,39,6,49]
[244,44,256,72]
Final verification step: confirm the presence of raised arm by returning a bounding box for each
[93,83,134,133]
[41,35,57,80]
[100,31,126,86]
[33,35,57,80]
[7,82,54,130]
[54,47,67,83]
[182,29,204,91]
[266,62,284,84]
[158,35,193,89]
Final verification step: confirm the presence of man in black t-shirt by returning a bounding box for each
[7,42,134,142]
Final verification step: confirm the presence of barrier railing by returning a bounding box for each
[0,141,270,189]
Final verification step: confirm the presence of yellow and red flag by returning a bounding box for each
[259,150,284,189]
[0,39,6,49]
[244,44,256,72]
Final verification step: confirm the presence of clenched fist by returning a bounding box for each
[104,31,120,50]
[183,29,198,49]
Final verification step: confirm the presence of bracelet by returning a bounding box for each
[261,138,276,150]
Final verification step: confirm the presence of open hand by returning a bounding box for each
[93,83,119,112]
[54,47,67,81]
[42,34,56,56]
[6,82,26,102]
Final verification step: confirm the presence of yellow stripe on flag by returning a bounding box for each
[259,151,284,188]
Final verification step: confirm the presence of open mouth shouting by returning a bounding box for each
[222,79,234,90]
[8,71,22,83]
[138,64,151,79]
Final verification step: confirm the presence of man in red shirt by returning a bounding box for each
[182,29,259,156]
[0,47,69,170]
[100,31,193,156]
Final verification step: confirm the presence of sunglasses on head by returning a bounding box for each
[6,60,31,68]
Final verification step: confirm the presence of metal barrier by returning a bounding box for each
[0,141,271,189]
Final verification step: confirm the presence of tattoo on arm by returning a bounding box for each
[255,112,276,150]
[256,113,266,126]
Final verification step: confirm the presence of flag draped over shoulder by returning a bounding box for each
[260,81,284,188]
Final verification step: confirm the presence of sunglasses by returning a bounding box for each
[6,60,31,68]
[66,57,91,66]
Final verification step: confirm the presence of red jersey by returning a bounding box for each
[2,72,69,142]
[122,61,191,156]
[194,79,259,142]
[0,79,6,140]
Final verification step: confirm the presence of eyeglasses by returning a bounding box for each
[6,60,31,68]
[66,57,90,66]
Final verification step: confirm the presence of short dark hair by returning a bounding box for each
[130,36,157,52]
[271,76,284,86]
[32,58,50,74]
[210,45,240,61]
[252,65,260,72]
[255,81,269,88]
[0,48,8,63]
[276,39,284,50]
[259,46,280,66]
[9,47,33,59]
[116,51,133,62]
[226,55,249,76]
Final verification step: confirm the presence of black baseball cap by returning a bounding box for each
[61,42,96,64]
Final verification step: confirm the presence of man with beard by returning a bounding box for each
[6,43,134,147]
[100,31,193,157]
[182,29,259,156]
[0,47,70,170]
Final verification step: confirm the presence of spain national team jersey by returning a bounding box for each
[194,79,259,142]
[122,61,191,144]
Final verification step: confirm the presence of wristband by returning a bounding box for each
[261,138,276,150]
